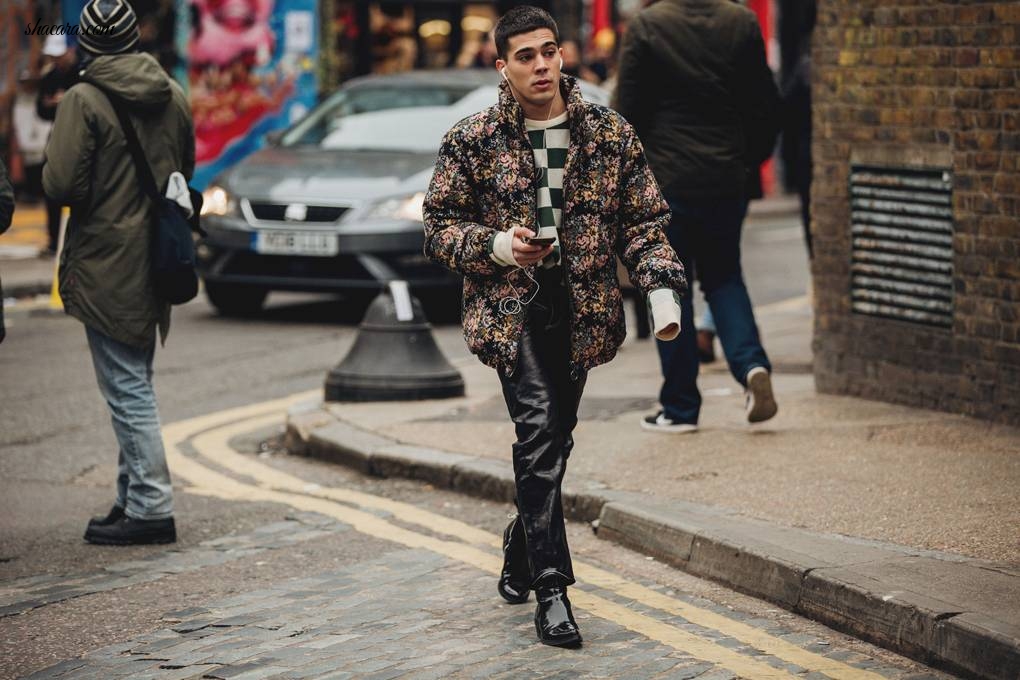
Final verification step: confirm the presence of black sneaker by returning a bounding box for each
[640,411,698,434]
[84,516,177,545]
[87,504,125,528]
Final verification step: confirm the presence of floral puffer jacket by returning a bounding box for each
[424,75,687,378]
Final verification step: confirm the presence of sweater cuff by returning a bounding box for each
[648,287,682,341]
[489,228,518,268]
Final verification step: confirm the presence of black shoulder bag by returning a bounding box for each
[92,84,205,305]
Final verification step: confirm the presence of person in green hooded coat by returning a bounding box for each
[43,0,194,546]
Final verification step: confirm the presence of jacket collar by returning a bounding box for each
[496,73,590,142]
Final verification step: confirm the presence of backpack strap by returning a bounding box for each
[85,79,162,205]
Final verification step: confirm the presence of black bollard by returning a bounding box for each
[324,282,465,402]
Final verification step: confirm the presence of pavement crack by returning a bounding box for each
[977,564,1020,578]
[69,463,99,485]
[793,567,817,609]
[1,423,88,448]
[933,611,965,621]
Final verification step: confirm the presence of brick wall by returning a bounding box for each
[811,1,1020,424]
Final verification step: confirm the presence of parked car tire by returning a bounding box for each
[205,282,268,316]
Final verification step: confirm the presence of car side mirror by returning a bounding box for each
[265,130,284,147]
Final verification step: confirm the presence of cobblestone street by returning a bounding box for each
[11,533,953,680]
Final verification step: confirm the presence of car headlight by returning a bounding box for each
[365,192,426,222]
[201,185,237,217]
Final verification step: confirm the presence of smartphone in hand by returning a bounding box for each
[523,235,556,247]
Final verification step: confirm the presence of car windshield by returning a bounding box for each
[282,85,481,149]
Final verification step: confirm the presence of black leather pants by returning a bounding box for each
[498,267,586,589]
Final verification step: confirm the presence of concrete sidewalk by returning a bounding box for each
[285,292,1020,679]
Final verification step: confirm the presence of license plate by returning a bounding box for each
[252,230,339,256]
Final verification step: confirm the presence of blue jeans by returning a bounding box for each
[655,197,771,424]
[86,326,174,520]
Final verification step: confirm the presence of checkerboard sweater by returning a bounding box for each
[490,112,568,268]
[487,111,681,339]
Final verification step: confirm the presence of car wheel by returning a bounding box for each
[205,282,268,316]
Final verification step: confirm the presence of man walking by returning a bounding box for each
[424,6,686,647]
[43,0,195,545]
[615,0,781,432]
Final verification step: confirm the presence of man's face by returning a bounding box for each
[495,28,562,110]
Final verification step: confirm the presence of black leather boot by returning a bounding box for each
[498,514,530,604]
[534,586,582,647]
[84,516,176,545]
[87,504,125,528]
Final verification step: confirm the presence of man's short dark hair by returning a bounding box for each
[494,5,559,60]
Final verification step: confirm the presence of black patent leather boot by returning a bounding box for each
[534,586,582,647]
[498,514,530,604]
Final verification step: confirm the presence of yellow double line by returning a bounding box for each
[165,393,883,680]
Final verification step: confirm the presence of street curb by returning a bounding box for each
[286,404,1020,680]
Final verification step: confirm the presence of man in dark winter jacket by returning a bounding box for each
[43,0,195,545]
[425,5,686,648]
[615,0,781,433]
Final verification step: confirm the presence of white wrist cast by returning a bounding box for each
[648,288,682,341]
[490,228,520,268]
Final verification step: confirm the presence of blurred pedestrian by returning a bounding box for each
[36,34,79,254]
[43,0,195,546]
[615,0,781,432]
[424,5,686,648]
[586,28,615,85]
[558,39,599,84]
[467,31,498,69]
[781,1,816,258]
[13,72,51,203]
[0,158,14,344]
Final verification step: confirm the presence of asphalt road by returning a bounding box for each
[0,288,478,580]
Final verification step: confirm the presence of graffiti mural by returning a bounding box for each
[187,0,317,189]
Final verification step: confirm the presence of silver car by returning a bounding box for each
[196,69,608,315]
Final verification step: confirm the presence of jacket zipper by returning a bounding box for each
[558,124,578,380]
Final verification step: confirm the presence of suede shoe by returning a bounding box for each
[534,586,582,648]
[497,514,531,604]
[87,504,125,528]
[745,366,778,423]
[84,515,176,545]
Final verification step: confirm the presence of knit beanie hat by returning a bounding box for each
[78,0,140,56]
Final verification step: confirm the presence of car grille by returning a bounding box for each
[247,202,349,224]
